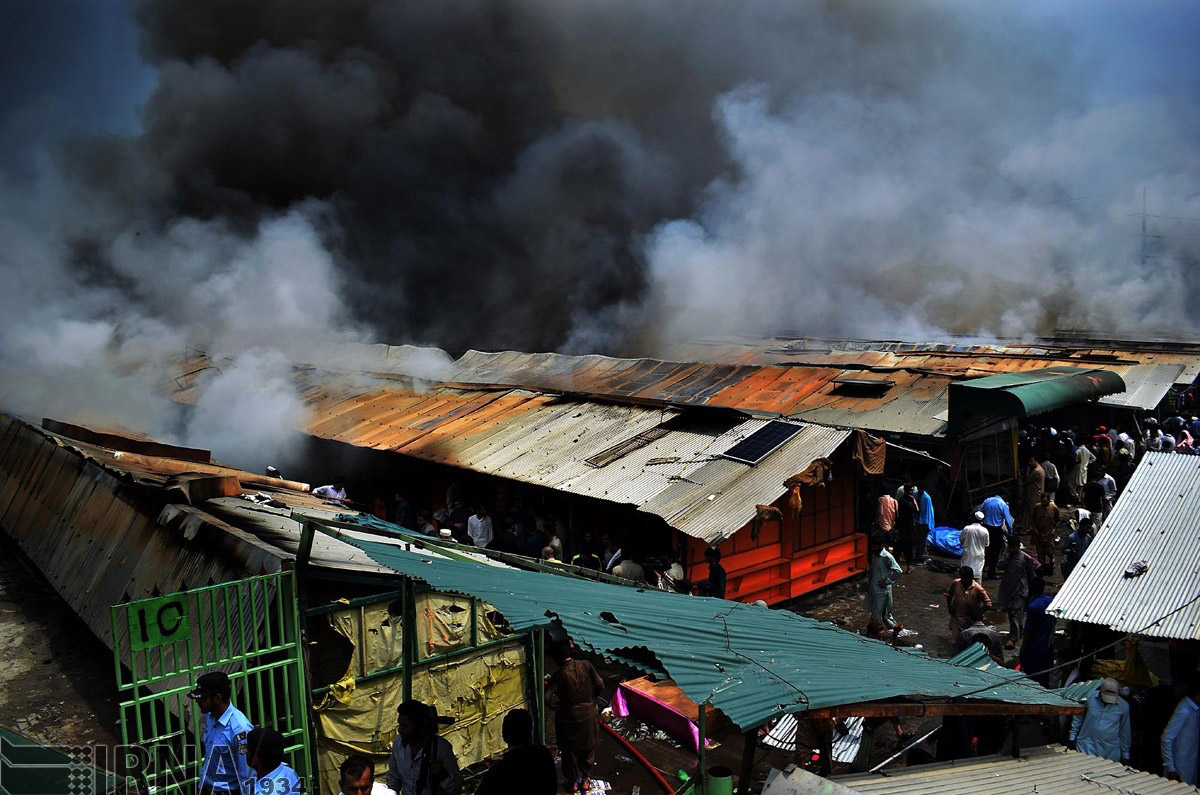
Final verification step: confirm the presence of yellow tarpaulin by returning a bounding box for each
[312,594,531,795]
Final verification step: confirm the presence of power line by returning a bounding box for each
[1126,213,1200,223]
[1136,233,1200,243]
[1044,191,1119,205]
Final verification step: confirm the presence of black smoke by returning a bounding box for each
[3,0,1199,465]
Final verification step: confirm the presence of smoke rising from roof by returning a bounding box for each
[1,0,1198,460]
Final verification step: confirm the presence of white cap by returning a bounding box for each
[438,528,453,539]
[974,511,985,522]
[752,600,768,608]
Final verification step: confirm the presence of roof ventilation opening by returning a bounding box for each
[830,375,895,397]
[585,425,671,468]
[721,421,803,465]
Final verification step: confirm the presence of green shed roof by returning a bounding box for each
[342,532,1080,730]
[948,366,1125,435]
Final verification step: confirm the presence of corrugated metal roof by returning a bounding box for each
[0,412,396,637]
[946,644,1102,703]
[669,335,1200,386]
[340,534,1081,731]
[0,415,285,646]
[1098,363,1187,409]
[257,369,852,544]
[1049,453,1200,639]
[638,422,850,542]
[449,350,952,437]
[833,745,1187,795]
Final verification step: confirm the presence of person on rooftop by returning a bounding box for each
[1070,678,1130,763]
[313,476,349,505]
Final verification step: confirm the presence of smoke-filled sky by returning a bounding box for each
[1,0,1198,467]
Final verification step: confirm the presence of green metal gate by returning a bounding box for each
[110,571,311,794]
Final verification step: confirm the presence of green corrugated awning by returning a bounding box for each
[949,367,1125,436]
[339,530,1080,730]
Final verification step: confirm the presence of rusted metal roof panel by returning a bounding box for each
[1049,453,1200,639]
[0,415,287,648]
[448,350,952,435]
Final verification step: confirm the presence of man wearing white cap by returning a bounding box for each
[1069,678,1130,763]
[960,512,990,581]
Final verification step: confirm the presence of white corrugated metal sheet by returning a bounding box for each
[639,422,851,542]
[1049,453,1200,639]
[1098,363,1186,409]
[830,745,1188,795]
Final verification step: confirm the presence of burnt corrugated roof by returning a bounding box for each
[449,350,952,437]
[1049,452,1200,640]
[280,369,853,543]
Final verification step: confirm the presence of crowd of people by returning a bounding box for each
[190,641,602,793]
[305,477,734,599]
[860,411,1200,782]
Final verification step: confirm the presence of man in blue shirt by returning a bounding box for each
[1069,679,1130,763]
[1163,673,1200,784]
[980,491,1013,580]
[247,727,301,794]
[916,486,935,564]
[188,671,255,794]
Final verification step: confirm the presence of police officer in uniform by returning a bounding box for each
[246,727,301,794]
[188,671,255,794]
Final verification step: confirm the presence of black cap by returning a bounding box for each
[186,671,231,700]
[247,727,285,759]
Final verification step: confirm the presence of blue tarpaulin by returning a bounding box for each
[927,526,962,557]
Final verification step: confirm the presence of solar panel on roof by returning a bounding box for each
[721,420,803,465]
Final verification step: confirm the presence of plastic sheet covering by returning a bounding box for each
[413,640,529,766]
[314,602,406,795]
[926,526,963,557]
[313,597,528,795]
[415,592,504,660]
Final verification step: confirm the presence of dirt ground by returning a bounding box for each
[798,556,1009,660]
[0,531,121,751]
